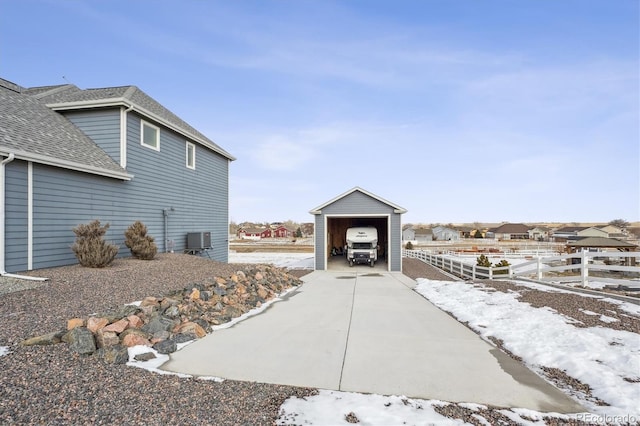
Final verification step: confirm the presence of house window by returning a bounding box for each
[186,141,196,169]
[141,120,160,151]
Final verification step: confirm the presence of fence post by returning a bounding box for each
[472,264,476,280]
[489,266,493,280]
[581,249,589,287]
[537,256,542,280]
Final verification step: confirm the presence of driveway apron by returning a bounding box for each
[160,270,583,413]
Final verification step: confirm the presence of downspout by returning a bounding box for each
[163,207,175,253]
[0,153,46,281]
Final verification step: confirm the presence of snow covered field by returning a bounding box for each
[229,251,314,270]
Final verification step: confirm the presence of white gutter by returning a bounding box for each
[0,146,132,181]
[0,153,47,281]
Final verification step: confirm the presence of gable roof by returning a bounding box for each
[414,227,433,235]
[0,79,131,180]
[554,226,588,233]
[32,83,235,161]
[567,237,637,249]
[309,186,407,215]
[490,223,531,234]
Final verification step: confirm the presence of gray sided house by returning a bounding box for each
[309,187,407,272]
[0,78,235,273]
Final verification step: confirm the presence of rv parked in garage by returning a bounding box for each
[346,227,378,267]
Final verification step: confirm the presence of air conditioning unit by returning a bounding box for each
[187,232,211,250]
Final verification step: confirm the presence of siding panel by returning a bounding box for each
[4,109,230,273]
[64,109,121,165]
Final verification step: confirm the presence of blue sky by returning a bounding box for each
[1,0,638,224]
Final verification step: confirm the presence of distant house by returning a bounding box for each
[402,226,433,243]
[551,226,588,242]
[237,228,263,240]
[456,226,474,238]
[432,226,460,241]
[402,226,415,241]
[528,226,550,241]
[577,227,608,239]
[598,225,627,239]
[271,225,292,238]
[260,228,273,239]
[414,228,433,243]
[486,223,531,240]
[0,78,235,273]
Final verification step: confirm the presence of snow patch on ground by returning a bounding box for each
[414,279,640,418]
[0,346,8,357]
[229,252,314,269]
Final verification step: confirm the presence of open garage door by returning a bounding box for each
[325,215,389,271]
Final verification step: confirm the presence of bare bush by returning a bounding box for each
[124,220,157,260]
[71,220,119,268]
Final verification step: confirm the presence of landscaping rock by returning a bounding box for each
[134,352,157,362]
[86,317,108,333]
[98,344,129,364]
[153,338,177,354]
[24,264,303,361]
[21,331,64,346]
[67,327,96,355]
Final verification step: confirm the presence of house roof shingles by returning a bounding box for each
[37,83,235,161]
[490,223,531,234]
[1,77,235,179]
[567,237,637,249]
[0,79,130,179]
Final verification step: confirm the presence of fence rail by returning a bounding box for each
[403,249,640,288]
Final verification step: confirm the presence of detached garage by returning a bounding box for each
[309,187,407,271]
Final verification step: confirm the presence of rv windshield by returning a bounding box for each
[352,242,373,249]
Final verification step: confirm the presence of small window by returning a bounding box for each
[141,120,160,150]
[186,141,196,169]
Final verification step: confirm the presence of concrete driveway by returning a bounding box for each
[161,270,583,413]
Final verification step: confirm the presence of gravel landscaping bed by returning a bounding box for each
[0,254,316,425]
[0,255,626,425]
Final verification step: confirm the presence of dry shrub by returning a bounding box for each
[71,220,119,268]
[124,220,157,260]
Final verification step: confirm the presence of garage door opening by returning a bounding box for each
[326,216,389,271]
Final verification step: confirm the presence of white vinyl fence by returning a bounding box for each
[403,249,640,289]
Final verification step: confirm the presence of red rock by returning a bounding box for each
[103,318,129,334]
[121,333,151,347]
[254,272,263,280]
[175,321,206,338]
[67,318,85,330]
[87,317,109,333]
[189,288,200,300]
[127,315,143,328]
[140,296,158,307]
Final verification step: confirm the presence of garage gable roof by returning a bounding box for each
[309,186,407,215]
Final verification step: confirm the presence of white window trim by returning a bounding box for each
[186,141,196,169]
[141,120,160,151]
